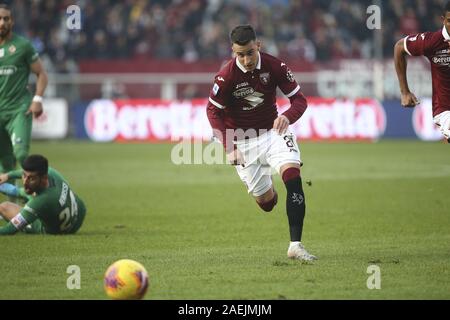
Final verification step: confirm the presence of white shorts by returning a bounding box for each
[433,111,450,139]
[234,129,302,197]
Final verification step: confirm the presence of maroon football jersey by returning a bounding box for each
[207,52,306,148]
[404,27,450,117]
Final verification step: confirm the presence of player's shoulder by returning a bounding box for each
[213,58,236,86]
[260,51,282,63]
[11,33,33,47]
[408,29,444,46]
[215,58,235,78]
[260,51,288,70]
[48,167,65,180]
[429,28,447,45]
[25,194,48,214]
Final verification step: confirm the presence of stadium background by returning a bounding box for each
[7,0,446,142]
[1,0,449,301]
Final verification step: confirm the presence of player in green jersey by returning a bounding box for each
[0,154,86,235]
[0,4,48,173]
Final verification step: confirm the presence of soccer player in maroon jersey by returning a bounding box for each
[206,25,316,261]
[394,1,450,142]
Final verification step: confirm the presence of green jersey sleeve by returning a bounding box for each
[0,206,38,235]
[0,222,17,235]
[25,40,39,65]
[7,169,23,180]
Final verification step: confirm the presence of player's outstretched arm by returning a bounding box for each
[394,39,420,108]
[0,223,19,235]
[0,205,37,235]
[26,59,48,119]
[0,183,20,198]
[0,183,31,201]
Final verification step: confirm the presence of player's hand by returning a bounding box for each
[26,101,43,118]
[0,173,9,185]
[400,92,420,108]
[440,117,450,141]
[273,115,290,135]
[227,149,245,166]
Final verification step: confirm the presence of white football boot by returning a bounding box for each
[287,242,318,261]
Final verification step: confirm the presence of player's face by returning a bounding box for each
[443,12,450,41]
[22,171,45,194]
[232,40,261,72]
[0,9,13,38]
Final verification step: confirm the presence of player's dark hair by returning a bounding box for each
[0,3,11,11]
[445,1,450,15]
[230,25,256,45]
[22,155,49,176]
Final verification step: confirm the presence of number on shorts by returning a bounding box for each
[284,135,295,148]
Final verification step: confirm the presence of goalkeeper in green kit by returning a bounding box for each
[0,155,86,235]
[0,4,48,173]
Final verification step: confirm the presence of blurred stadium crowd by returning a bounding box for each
[9,0,448,72]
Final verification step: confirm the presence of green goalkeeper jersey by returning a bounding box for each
[0,33,39,112]
[0,167,86,235]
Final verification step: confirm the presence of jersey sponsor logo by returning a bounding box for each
[0,65,17,75]
[432,55,450,66]
[233,87,255,99]
[59,182,69,206]
[11,214,28,230]
[236,82,249,89]
[231,87,265,110]
[217,76,225,82]
[259,72,270,85]
[212,83,219,96]
[242,91,264,110]
[436,49,450,54]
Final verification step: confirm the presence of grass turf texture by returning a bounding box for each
[0,140,449,299]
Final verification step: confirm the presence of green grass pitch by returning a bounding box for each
[0,140,449,299]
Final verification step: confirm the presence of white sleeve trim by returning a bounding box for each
[24,205,37,216]
[403,37,412,56]
[24,205,35,213]
[285,85,301,98]
[209,97,226,109]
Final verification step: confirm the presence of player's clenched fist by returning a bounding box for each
[273,115,290,135]
[400,92,420,108]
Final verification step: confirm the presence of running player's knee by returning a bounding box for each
[282,167,300,183]
[257,191,278,212]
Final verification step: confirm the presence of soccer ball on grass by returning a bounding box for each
[104,259,149,300]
